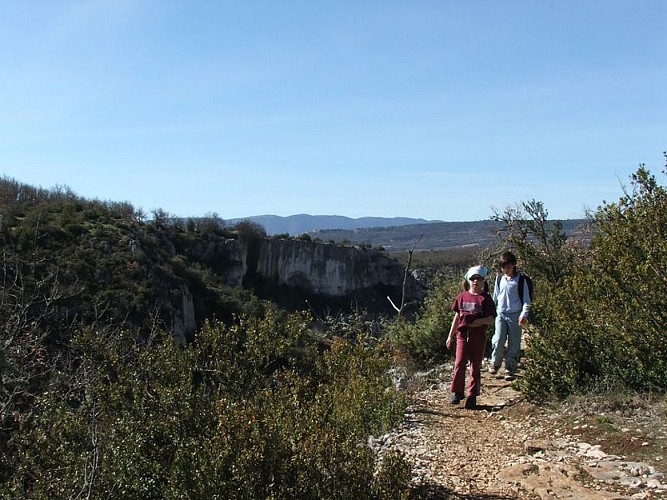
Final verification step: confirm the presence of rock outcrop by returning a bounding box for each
[170,283,196,344]
[253,238,420,298]
[186,236,422,314]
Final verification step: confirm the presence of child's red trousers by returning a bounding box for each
[450,329,487,397]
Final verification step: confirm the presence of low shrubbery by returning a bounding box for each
[0,177,413,498]
[389,274,459,369]
[519,164,667,399]
[1,311,411,499]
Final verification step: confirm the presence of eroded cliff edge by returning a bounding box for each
[186,236,422,316]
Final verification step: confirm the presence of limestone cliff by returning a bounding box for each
[170,283,196,345]
[240,238,422,313]
[253,239,418,297]
[177,235,422,327]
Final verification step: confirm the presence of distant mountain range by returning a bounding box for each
[227,214,590,253]
[227,214,441,235]
[310,221,501,252]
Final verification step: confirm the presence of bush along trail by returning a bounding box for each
[376,362,667,499]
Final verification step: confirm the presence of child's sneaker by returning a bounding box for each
[488,365,499,374]
[464,396,477,409]
[449,392,463,405]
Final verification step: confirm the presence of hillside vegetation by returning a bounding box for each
[519,164,667,398]
[1,159,666,497]
[0,181,267,340]
[0,178,413,498]
[309,218,588,253]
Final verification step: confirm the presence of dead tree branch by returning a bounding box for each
[390,233,423,321]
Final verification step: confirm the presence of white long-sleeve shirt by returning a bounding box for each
[492,273,531,320]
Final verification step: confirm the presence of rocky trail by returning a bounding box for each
[379,363,667,499]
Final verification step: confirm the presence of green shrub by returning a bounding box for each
[389,274,459,369]
[520,163,667,399]
[1,312,410,499]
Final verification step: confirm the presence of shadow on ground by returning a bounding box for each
[413,482,517,499]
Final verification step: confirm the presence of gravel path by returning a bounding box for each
[378,363,667,499]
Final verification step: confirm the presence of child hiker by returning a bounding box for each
[446,265,496,409]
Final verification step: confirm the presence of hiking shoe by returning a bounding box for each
[504,372,516,381]
[488,365,499,375]
[449,392,463,405]
[464,396,477,409]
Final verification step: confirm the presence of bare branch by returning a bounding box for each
[387,295,400,313]
[395,233,423,321]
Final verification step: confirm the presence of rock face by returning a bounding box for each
[245,238,422,313]
[169,235,422,340]
[171,283,196,345]
[182,236,248,287]
[253,239,419,299]
[189,236,422,313]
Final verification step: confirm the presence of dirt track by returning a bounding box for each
[378,363,667,499]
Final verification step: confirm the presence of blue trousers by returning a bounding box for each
[491,311,522,374]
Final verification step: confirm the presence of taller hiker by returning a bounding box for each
[489,251,532,381]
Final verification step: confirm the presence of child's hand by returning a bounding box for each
[446,336,453,350]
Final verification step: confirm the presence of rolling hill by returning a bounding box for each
[307,219,590,253]
[227,214,441,235]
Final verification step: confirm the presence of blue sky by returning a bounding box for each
[1,1,665,222]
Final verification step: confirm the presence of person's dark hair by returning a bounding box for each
[499,251,517,269]
[462,279,489,293]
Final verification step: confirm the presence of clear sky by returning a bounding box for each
[1,1,665,222]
